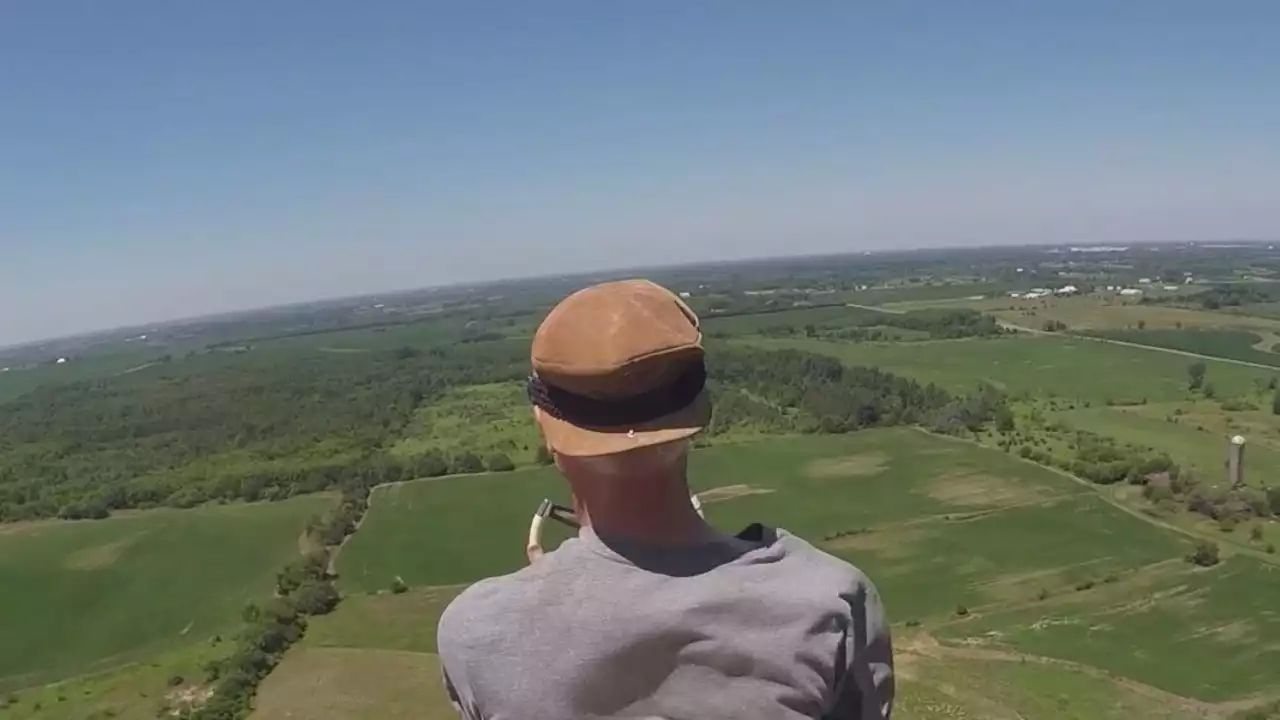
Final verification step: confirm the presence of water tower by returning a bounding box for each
[1228,435,1246,488]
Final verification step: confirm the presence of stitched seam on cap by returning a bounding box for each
[532,337,703,375]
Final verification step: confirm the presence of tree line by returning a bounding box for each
[705,343,955,436]
[0,339,530,522]
[1,339,961,523]
[712,308,1005,342]
[171,476,372,718]
[988,402,1280,548]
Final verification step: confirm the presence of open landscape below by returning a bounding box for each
[5,245,1280,719]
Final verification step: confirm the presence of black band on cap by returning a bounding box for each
[527,361,706,428]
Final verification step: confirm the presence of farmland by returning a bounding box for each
[1083,328,1280,368]
[289,428,1240,717]
[941,556,1280,702]
[742,334,1278,402]
[251,588,464,720]
[341,429,1103,592]
[952,293,1280,333]
[0,495,332,695]
[7,245,1280,719]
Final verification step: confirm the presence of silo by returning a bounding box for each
[1229,435,1246,488]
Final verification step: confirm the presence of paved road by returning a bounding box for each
[845,302,905,315]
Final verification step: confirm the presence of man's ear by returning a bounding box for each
[532,407,557,455]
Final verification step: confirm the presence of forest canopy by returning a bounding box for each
[0,337,956,521]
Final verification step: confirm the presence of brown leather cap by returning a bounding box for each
[530,279,711,457]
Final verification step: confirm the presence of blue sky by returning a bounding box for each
[2,1,1278,344]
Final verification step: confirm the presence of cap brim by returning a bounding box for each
[538,389,712,458]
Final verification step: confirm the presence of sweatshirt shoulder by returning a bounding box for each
[437,548,578,656]
[775,528,879,594]
[437,571,531,654]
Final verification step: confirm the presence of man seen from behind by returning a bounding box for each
[437,279,894,720]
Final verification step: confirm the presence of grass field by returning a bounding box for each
[842,492,1187,622]
[256,581,1223,720]
[0,348,163,403]
[940,556,1280,702]
[2,642,228,720]
[0,495,333,693]
[955,295,1280,334]
[316,428,1241,718]
[895,640,1208,720]
[251,647,454,720]
[1083,328,1280,368]
[342,429,1187,622]
[251,586,463,720]
[341,429,1105,592]
[742,335,1278,402]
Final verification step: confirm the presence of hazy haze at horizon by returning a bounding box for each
[3,1,1279,345]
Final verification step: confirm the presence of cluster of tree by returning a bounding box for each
[1193,284,1278,310]
[992,413,1178,486]
[1187,540,1221,567]
[993,403,1279,544]
[1041,319,1068,332]
[0,339,529,521]
[5,339,966,525]
[1141,282,1280,311]
[929,384,1011,436]
[178,477,371,719]
[746,308,1005,342]
[706,344,954,435]
[1145,471,1280,533]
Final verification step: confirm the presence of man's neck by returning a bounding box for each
[584,501,717,547]
[572,475,719,547]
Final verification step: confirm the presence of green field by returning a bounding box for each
[941,557,1280,702]
[251,587,463,720]
[259,576,1219,720]
[341,429,1186,610]
[0,348,163,403]
[0,495,332,693]
[895,645,1207,720]
[1084,328,1280,368]
[743,335,1278,402]
[845,493,1186,622]
[1,641,230,720]
[328,428,1237,717]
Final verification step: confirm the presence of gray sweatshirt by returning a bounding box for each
[437,524,894,720]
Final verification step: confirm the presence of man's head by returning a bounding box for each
[527,279,710,459]
[526,279,711,542]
